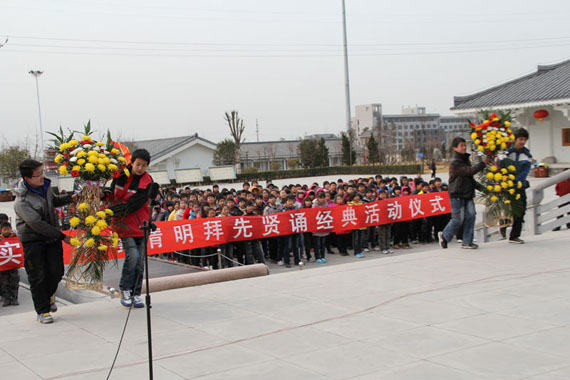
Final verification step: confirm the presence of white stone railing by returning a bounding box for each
[526,169,570,234]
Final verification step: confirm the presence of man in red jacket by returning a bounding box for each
[553,178,570,231]
[109,149,153,308]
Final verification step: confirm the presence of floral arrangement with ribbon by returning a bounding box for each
[48,121,128,288]
[469,111,524,227]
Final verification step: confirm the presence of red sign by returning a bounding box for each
[1,192,450,272]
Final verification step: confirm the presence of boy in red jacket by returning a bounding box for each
[109,149,153,308]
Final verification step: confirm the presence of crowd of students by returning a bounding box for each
[149,174,451,269]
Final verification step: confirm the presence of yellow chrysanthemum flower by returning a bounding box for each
[108,164,118,171]
[68,140,78,147]
[111,148,120,155]
[98,244,108,251]
[96,220,107,229]
[85,163,95,172]
[103,157,111,165]
[477,145,484,151]
[91,226,101,236]
[508,180,514,188]
[490,195,498,202]
[77,158,86,165]
[78,202,89,211]
[494,185,502,193]
[118,156,126,163]
[82,135,92,141]
[490,165,498,172]
[505,200,511,204]
[98,158,105,164]
[98,153,106,159]
[501,143,507,150]
[96,142,105,147]
[77,151,87,158]
[487,185,494,191]
[72,165,81,172]
[85,215,96,225]
[486,172,494,180]
[508,174,515,180]
[59,165,68,175]
[87,150,98,156]
[88,155,99,164]
[54,154,63,163]
[112,239,119,247]
[471,132,477,140]
[106,209,114,216]
[95,211,106,219]
[112,232,119,239]
[509,189,515,195]
[505,121,511,127]
[510,135,515,140]
[70,237,81,247]
[508,165,516,172]
[124,168,130,176]
[517,181,523,189]
[494,173,503,181]
[69,217,81,227]
[501,182,508,189]
[474,139,481,145]
[59,143,69,151]
[97,164,107,172]
[516,193,521,200]
[501,168,508,174]
[85,238,95,247]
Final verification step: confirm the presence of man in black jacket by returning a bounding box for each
[439,137,490,249]
[14,159,75,323]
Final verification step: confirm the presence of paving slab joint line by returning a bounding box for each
[42,265,569,380]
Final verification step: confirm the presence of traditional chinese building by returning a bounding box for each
[451,58,570,173]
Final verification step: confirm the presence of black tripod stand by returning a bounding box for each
[138,183,160,380]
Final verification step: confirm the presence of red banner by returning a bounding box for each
[1,192,450,272]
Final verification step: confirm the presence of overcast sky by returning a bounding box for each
[1,0,570,149]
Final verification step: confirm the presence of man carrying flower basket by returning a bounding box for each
[499,128,532,244]
[439,137,491,250]
[14,159,77,324]
[107,149,154,308]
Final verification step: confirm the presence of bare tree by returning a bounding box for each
[225,111,246,173]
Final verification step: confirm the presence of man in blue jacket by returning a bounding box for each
[500,128,532,244]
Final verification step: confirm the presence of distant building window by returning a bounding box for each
[563,128,570,146]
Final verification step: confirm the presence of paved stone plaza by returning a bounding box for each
[1,230,569,379]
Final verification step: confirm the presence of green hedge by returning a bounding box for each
[235,164,421,182]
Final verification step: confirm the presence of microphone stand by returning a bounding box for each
[139,198,157,380]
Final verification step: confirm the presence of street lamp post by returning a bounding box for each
[341,0,353,166]
[29,70,45,162]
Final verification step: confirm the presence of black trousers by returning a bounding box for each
[500,192,527,239]
[23,242,64,314]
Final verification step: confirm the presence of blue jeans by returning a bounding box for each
[119,237,145,296]
[442,198,476,245]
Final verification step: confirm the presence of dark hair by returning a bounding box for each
[286,195,296,202]
[514,128,529,140]
[317,191,326,198]
[19,159,42,179]
[451,137,466,148]
[1,221,11,229]
[0,213,8,221]
[131,148,151,165]
[268,193,276,199]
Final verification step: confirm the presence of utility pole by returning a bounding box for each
[256,119,259,142]
[29,70,45,162]
[341,0,353,166]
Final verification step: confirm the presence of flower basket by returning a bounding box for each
[484,204,513,228]
[48,122,127,289]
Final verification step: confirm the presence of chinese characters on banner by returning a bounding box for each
[1,192,450,272]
